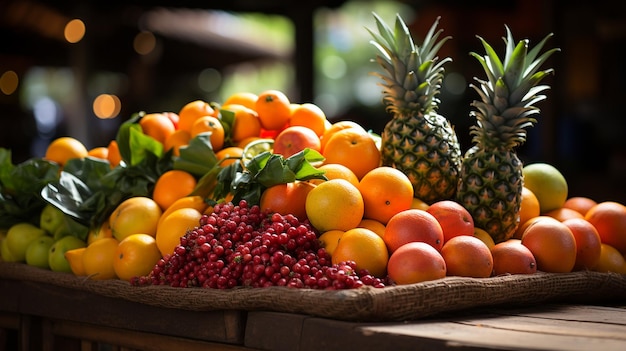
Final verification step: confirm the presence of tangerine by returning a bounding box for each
[156,207,202,256]
[107,140,122,168]
[178,100,216,133]
[114,233,162,281]
[152,170,197,211]
[216,146,243,167]
[357,218,386,238]
[309,163,359,188]
[592,243,626,274]
[289,103,327,137]
[331,227,388,278]
[226,105,261,142]
[87,147,109,160]
[139,113,176,144]
[44,136,88,167]
[473,227,495,250]
[190,116,225,151]
[584,201,626,255]
[563,196,598,217]
[255,90,291,131]
[164,130,191,156]
[516,187,540,237]
[318,230,344,256]
[319,120,366,152]
[322,128,381,179]
[545,207,584,222]
[358,166,414,225]
[260,181,316,221]
[223,91,258,110]
[82,237,119,280]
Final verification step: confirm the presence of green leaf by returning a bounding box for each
[175,133,218,177]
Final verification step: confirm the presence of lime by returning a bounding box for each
[241,138,274,165]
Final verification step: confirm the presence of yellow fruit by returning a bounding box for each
[318,230,344,256]
[109,197,162,241]
[44,136,88,167]
[158,195,208,227]
[82,237,119,280]
[156,208,202,257]
[522,163,568,213]
[87,220,113,245]
[64,247,87,276]
[305,179,364,233]
[114,233,162,281]
[331,227,389,278]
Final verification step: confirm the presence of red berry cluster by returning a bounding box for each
[131,200,386,289]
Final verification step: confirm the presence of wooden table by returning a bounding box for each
[1,277,625,351]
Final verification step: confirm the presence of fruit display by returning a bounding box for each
[1,13,625,297]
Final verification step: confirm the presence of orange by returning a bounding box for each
[562,218,602,271]
[155,207,202,256]
[318,230,344,256]
[426,200,475,243]
[139,113,176,144]
[107,140,122,168]
[309,163,359,188]
[164,129,191,156]
[592,243,626,274]
[109,196,162,241]
[319,120,366,152]
[216,146,243,167]
[513,215,555,240]
[44,136,88,167]
[331,227,388,278]
[177,100,216,133]
[289,103,327,137]
[190,115,225,151]
[584,201,626,255]
[473,227,495,250]
[87,220,113,245]
[520,217,577,273]
[411,198,430,211]
[64,247,87,276]
[305,178,364,233]
[358,166,413,224]
[158,195,208,227]
[223,91,258,110]
[516,186,540,237]
[152,170,197,211]
[383,209,444,253]
[225,104,262,142]
[563,196,598,217]
[260,181,316,221]
[322,128,381,179]
[87,147,108,160]
[82,237,119,280]
[386,241,446,285]
[114,233,162,281]
[255,89,291,131]
[357,218,386,238]
[545,207,584,221]
[491,239,537,276]
[441,235,493,278]
[522,163,568,213]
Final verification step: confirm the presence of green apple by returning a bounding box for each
[25,236,55,269]
[5,223,46,262]
[48,235,86,272]
[40,204,66,236]
[1,238,18,262]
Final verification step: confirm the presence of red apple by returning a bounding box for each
[273,126,321,158]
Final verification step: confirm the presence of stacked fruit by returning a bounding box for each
[1,14,626,289]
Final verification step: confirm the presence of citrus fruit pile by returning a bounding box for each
[1,89,625,288]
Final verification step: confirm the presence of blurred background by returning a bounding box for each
[1,0,624,203]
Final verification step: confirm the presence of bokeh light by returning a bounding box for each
[133,31,157,55]
[64,19,85,43]
[93,94,121,119]
[0,70,19,95]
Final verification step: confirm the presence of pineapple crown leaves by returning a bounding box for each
[469,26,560,149]
[367,12,452,116]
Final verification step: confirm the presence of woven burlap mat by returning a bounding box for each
[1,262,624,321]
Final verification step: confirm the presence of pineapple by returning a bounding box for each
[367,13,461,204]
[456,27,559,243]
